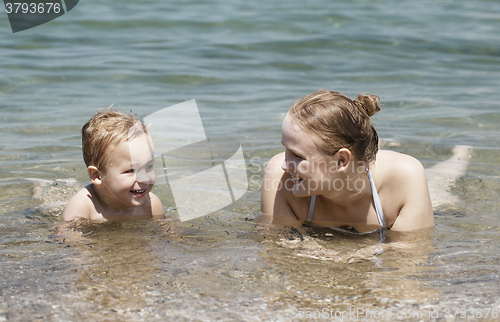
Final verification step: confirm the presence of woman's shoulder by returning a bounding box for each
[375,150,433,230]
[265,152,285,173]
[375,150,427,199]
[376,150,426,179]
[262,152,291,190]
[261,152,287,205]
[260,152,303,222]
[374,151,427,202]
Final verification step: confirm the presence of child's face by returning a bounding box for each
[98,132,156,210]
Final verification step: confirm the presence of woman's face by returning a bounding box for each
[281,113,338,197]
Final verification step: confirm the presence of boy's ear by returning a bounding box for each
[88,166,102,185]
[336,148,352,173]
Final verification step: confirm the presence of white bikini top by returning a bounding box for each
[306,168,386,228]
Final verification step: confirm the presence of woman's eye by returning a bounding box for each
[125,169,135,173]
[292,152,304,160]
[286,150,303,160]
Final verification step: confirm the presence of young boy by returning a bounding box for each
[62,109,164,221]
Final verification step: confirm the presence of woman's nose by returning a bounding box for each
[281,155,295,171]
[281,159,287,171]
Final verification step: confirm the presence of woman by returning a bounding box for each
[259,90,434,232]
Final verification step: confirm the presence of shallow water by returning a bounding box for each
[1,0,500,320]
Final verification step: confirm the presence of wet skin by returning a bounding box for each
[259,113,435,232]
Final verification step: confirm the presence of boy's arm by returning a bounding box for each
[61,187,93,221]
[150,192,165,217]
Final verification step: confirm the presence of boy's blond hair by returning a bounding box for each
[82,108,147,172]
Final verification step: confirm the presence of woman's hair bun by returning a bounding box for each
[354,94,381,117]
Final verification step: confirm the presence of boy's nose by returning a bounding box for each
[136,168,155,184]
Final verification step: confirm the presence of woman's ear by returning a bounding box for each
[88,166,102,185]
[336,148,352,173]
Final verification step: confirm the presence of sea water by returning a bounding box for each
[1,0,500,320]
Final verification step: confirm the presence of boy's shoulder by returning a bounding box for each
[62,185,165,222]
[149,192,165,218]
[62,184,102,221]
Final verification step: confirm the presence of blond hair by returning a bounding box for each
[289,89,381,163]
[82,108,147,172]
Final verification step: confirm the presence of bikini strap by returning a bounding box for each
[306,195,316,222]
[306,171,385,228]
[366,168,386,228]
